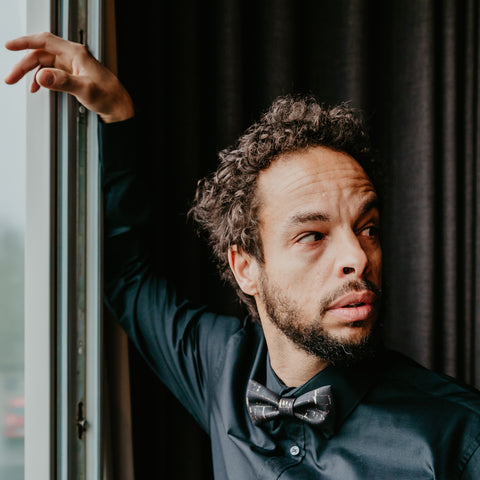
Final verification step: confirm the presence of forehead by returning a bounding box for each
[256,146,376,221]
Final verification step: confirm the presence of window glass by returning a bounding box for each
[0,0,26,479]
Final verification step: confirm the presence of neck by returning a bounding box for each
[261,317,329,387]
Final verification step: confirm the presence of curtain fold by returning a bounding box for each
[113,1,480,477]
[102,0,135,478]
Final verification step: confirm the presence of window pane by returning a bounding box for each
[0,1,26,479]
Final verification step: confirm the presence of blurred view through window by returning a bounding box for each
[0,0,26,479]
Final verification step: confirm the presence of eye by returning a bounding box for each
[359,225,379,238]
[297,232,325,244]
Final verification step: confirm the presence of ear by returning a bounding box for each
[228,245,260,296]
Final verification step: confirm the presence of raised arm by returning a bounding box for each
[5,32,240,432]
[5,31,133,123]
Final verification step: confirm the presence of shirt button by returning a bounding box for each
[289,445,300,456]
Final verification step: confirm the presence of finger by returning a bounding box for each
[4,49,55,84]
[30,66,42,93]
[36,68,91,100]
[5,32,69,56]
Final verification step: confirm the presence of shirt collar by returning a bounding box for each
[265,349,386,434]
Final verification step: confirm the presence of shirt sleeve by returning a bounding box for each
[99,117,240,433]
[460,440,480,479]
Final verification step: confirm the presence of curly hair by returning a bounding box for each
[189,94,380,320]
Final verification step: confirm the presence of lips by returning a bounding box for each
[328,291,377,309]
[327,291,378,322]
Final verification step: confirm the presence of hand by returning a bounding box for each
[5,32,134,123]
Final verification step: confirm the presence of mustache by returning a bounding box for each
[319,279,382,315]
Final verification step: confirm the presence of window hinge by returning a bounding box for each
[76,401,88,439]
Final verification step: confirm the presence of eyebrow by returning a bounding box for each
[288,211,331,225]
[358,196,379,219]
[286,195,379,228]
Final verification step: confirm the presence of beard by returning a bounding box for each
[259,274,382,367]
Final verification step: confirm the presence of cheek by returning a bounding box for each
[286,263,333,299]
[264,263,327,298]
[262,242,335,293]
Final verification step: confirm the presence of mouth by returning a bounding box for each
[326,291,378,323]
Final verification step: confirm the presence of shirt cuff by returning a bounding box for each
[98,115,139,172]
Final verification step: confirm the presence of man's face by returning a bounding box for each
[254,146,382,364]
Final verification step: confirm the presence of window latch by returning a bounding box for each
[76,401,88,439]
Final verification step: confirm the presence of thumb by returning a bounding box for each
[36,67,87,98]
[35,64,134,121]
[35,68,56,88]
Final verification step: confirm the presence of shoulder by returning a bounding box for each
[378,349,480,416]
[361,351,480,477]
[193,308,265,367]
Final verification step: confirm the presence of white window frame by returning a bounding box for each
[25,0,102,479]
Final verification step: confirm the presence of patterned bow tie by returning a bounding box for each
[246,379,335,432]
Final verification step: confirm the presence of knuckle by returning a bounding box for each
[39,31,52,41]
[37,31,54,49]
[74,43,90,57]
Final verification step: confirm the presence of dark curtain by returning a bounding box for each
[114,1,480,478]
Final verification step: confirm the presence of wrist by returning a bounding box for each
[98,88,135,124]
[100,108,135,124]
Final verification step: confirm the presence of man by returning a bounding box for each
[6,33,480,479]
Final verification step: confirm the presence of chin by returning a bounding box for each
[296,319,382,367]
[328,316,376,340]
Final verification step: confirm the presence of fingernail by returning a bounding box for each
[43,72,54,86]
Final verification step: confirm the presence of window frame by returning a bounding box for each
[24,0,55,477]
[25,0,103,478]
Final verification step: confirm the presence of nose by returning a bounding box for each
[335,230,369,279]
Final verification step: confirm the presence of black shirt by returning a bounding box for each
[101,118,480,479]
